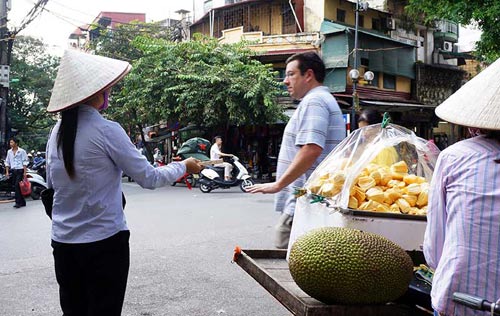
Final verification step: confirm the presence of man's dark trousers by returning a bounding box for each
[11,169,25,206]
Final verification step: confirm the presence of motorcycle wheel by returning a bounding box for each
[240,178,255,192]
[30,183,45,200]
[199,183,212,193]
[170,182,177,186]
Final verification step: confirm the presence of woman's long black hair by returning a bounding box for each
[57,106,79,178]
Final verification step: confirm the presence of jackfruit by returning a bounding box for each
[357,176,376,191]
[289,227,414,305]
[391,160,409,173]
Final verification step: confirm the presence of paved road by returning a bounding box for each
[0,181,291,316]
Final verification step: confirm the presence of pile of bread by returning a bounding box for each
[308,160,429,216]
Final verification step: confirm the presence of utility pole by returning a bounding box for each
[0,0,10,157]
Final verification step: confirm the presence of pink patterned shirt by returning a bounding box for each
[424,136,500,316]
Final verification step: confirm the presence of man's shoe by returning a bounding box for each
[13,204,20,208]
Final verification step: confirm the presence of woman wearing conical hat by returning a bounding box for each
[423,58,500,316]
[45,50,202,315]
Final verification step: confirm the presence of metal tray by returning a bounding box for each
[339,208,427,221]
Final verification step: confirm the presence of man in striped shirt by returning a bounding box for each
[424,58,500,316]
[247,52,345,248]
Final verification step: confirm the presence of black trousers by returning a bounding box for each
[11,169,25,206]
[52,230,130,316]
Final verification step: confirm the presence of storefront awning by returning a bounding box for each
[361,100,436,112]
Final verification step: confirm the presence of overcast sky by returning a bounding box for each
[8,0,194,54]
[9,0,481,55]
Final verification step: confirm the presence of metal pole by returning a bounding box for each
[350,0,360,132]
[0,0,8,156]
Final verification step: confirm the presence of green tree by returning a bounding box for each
[9,36,59,151]
[89,21,175,149]
[117,34,285,131]
[406,0,500,61]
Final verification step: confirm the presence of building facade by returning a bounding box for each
[68,12,146,50]
[191,0,471,142]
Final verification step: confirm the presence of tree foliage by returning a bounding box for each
[90,21,175,143]
[91,24,285,136]
[89,21,173,62]
[116,34,285,130]
[9,36,59,151]
[406,0,500,61]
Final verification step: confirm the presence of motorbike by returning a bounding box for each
[0,159,48,200]
[453,292,500,315]
[170,155,197,188]
[31,157,46,181]
[0,172,48,200]
[198,155,254,193]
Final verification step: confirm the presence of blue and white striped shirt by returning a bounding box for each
[424,136,500,316]
[275,86,346,216]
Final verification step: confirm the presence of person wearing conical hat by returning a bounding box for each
[45,50,202,315]
[423,58,500,316]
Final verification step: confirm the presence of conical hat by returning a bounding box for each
[435,58,500,130]
[47,50,132,113]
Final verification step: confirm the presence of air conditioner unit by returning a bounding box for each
[443,41,453,52]
[386,18,396,30]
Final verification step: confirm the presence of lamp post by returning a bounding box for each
[349,0,370,132]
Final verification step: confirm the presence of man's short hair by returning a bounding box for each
[213,136,222,142]
[9,137,18,144]
[285,51,326,83]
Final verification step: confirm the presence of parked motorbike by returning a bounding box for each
[0,159,48,200]
[198,156,254,193]
[0,172,48,200]
[31,157,46,181]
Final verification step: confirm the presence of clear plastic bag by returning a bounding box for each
[303,123,440,214]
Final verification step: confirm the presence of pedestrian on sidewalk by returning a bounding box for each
[246,52,346,249]
[4,137,29,208]
[45,50,202,316]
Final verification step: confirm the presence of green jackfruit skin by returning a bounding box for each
[288,227,414,305]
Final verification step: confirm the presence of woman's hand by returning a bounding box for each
[183,157,203,174]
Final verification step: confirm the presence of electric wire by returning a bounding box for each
[12,0,49,36]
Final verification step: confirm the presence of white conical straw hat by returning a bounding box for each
[435,58,500,130]
[47,50,131,113]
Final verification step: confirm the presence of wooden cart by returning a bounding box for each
[233,249,431,316]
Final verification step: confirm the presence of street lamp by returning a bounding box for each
[350,0,370,132]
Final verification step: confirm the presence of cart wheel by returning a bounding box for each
[240,179,254,192]
[186,175,197,187]
[199,183,212,193]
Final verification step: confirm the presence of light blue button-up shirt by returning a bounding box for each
[47,105,186,243]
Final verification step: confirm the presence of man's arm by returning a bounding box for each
[246,144,322,194]
[4,151,10,176]
[22,150,28,178]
